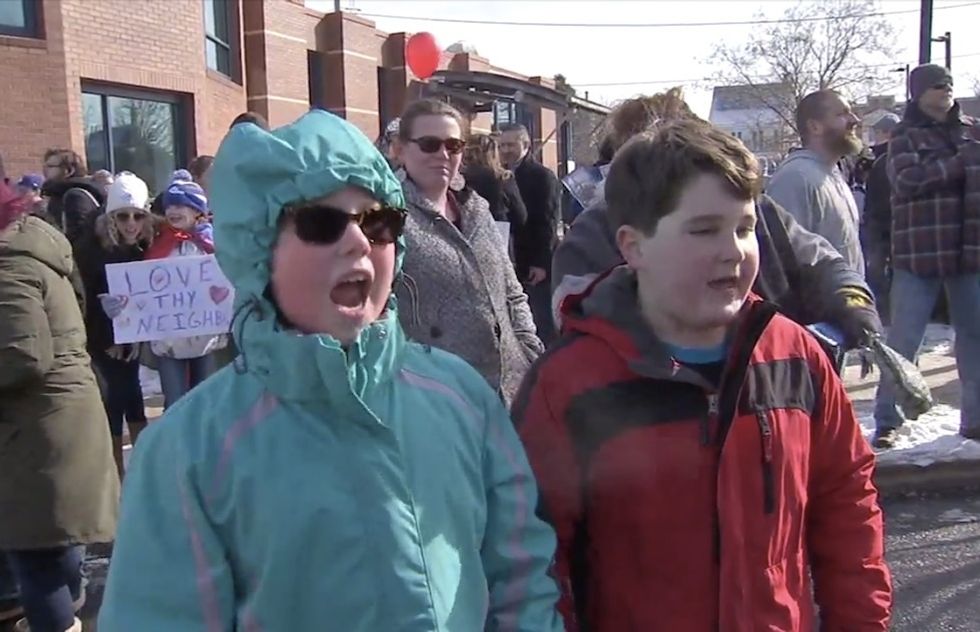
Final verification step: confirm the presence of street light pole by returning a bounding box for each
[919,0,934,64]
[893,65,911,102]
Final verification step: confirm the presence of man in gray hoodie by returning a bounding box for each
[766,90,865,276]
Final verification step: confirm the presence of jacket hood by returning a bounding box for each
[41,176,105,203]
[208,110,408,405]
[0,215,74,278]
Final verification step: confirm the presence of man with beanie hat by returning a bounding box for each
[872,63,980,447]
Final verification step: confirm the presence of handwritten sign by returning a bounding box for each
[104,255,235,344]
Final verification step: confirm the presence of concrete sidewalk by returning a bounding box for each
[843,345,980,495]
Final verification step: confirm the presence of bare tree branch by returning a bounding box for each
[708,0,898,145]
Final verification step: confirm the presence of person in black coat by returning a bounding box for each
[862,116,899,325]
[40,149,104,245]
[499,124,562,345]
[462,133,527,246]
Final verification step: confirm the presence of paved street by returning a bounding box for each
[883,491,980,631]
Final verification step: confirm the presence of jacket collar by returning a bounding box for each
[561,266,772,389]
[234,297,406,413]
[902,100,968,129]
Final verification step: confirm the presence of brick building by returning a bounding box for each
[0,0,607,193]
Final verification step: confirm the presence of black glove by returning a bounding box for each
[834,287,883,349]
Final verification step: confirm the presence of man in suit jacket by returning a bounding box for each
[499,123,562,345]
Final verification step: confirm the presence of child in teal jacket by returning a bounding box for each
[98,111,564,631]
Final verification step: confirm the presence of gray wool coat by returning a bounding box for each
[396,178,544,405]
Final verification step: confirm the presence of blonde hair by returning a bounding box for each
[464,134,512,180]
[98,209,156,250]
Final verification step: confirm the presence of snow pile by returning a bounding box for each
[856,402,980,467]
[139,365,161,397]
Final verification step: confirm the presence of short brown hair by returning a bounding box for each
[43,148,87,177]
[605,120,761,234]
[231,111,269,131]
[398,99,464,141]
[188,155,214,181]
[796,90,840,144]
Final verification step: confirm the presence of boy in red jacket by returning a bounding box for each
[514,120,892,631]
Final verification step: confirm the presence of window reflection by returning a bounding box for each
[82,89,183,195]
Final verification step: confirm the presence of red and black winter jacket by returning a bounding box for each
[513,267,892,632]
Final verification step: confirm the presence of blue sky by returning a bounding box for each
[307,0,980,117]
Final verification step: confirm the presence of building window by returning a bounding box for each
[493,101,536,139]
[82,86,189,195]
[204,0,236,79]
[0,0,39,38]
[308,50,328,111]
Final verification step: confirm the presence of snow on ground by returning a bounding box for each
[139,365,161,397]
[847,323,978,467]
[856,402,980,467]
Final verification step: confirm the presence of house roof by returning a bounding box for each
[710,83,793,112]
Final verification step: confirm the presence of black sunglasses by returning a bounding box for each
[284,202,406,246]
[932,82,953,90]
[409,136,466,155]
[113,211,147,222]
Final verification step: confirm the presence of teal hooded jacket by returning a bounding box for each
[97,111,564,632]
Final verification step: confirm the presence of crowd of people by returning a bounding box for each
[0,61,977,631]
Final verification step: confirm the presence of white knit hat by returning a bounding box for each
[104,171,149,214]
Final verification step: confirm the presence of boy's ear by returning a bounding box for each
[615,224,644,269]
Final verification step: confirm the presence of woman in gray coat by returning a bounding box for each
[393,99,543,404]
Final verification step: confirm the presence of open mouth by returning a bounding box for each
[707,276,739,291]
[330,270,372,309]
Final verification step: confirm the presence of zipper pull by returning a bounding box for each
[701,394,719,446]
[757,411,776,515]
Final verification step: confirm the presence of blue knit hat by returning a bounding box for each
[163,179,208,215]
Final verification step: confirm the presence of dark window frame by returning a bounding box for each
[308,50,328,111]
[0,0,42,39]
[80,82,193,194]
[203,0,240,82]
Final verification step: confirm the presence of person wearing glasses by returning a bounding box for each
[871,64,980,447]
[39,149,104,244]
[73,172,155,479]
[97,111,564,631]
[393,99,543,406]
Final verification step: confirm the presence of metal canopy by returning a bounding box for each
[426,70,577,112]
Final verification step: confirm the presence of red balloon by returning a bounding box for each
[406,32,440,80]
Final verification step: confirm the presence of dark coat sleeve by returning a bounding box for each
[517,161,562,271]
[863,154,892,262]
[501,176,528,228]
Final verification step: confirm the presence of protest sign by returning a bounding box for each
[103,254,235,344]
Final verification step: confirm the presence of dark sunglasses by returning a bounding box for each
[284,202,406,246]
[932,82,953,90]
[113,211,147,222]
[409,136,466,155]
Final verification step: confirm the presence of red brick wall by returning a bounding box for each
[61,0,247,165]
[247,0,318,128]
[0,2,73,179]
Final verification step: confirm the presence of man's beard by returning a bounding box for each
[829,127,863,156]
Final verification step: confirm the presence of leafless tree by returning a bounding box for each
[708,0,898,136]
[972,75,980,98]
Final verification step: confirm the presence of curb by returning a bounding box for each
[874,459,980,497]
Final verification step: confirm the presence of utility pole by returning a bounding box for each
[919,0,933,64]
[931,31,952,70]
[893,65,911,102]
[334,0,342,12]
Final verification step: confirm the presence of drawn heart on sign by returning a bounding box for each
[135,299,148,311]
[209,285,231,305]
[118,316,131,328]
[98,294,129,319]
